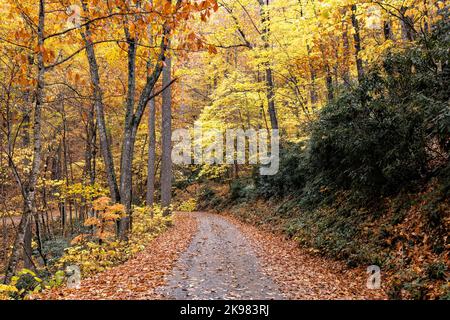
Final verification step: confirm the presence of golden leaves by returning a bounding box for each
[92,196,111,212]
[70,234,89,245]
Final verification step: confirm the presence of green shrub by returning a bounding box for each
[255,142,307,198]
[197,186,224,209]
[308,80,429,198]
[230,179,256,201]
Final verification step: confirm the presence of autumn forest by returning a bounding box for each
[0,0,448,302]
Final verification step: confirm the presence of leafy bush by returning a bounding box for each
[197,186,224,209]
[255,142,308,198]
[230,179,256,201]
[233,17,450,299]
[309,80,428,198]
[41,238,70,266]
[57,205,172,277]
[177,198,198,212]
[0,269,43,300]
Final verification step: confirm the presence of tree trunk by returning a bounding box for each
[85,103,96,185]
[23,215,32,269]
[400,6,416,41]
[160,57,173,216]
[21,76,33,270]
[265,67,278,130]
[351,4,364,84]
[80,2,120,203]
[306,44,318,107]
[258,0,278,130]
[342,22,351,87]
[118,32,138,239]
[146,94,156,208]
[325,64,334,102]
[383,20,394,41]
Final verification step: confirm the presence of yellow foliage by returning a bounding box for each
[0,210,21,218]
[1,269,44,300]
[83,217,100,227]
[106,203,126,218]
[58,206,172,278]
[0,284,18,300]
[177,198,197,212]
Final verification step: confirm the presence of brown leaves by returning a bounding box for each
[207,44,218,54]
[223,214,387,300]
[40,213,197,300]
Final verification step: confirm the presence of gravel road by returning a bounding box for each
[156,213,284,300]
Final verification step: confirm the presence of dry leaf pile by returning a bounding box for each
[223,214,388,300]
[40,213,197,300]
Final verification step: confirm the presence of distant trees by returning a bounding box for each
[185,0,446,143]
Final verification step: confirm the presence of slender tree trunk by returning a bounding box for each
[146,95,156,208]
[85,103,96,223]
[342,23,351,87]
[119,29,138,239]
[61,101,70,235]
[21,81,32,270]
[325,64,334,102]
[160,56,173,216]
[306,44,319,108]
[80,2,120,203]
[351,4,364,83]
[2,216,7,264]
[119,132,134,238]
[400,6,416,41]
[56,144,66,232]
[383,20,394,41]
[85,103,96,185]
[265,67,278,130]
[23,214,32,269]
[258,0,278,130]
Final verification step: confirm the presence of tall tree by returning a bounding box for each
[4,0,46,283]
[257,0,278,130]
[80,2,120,204]
[160,55,172,216]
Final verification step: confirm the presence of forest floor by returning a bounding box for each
[42,212,387,300]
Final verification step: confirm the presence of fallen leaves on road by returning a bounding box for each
[40,211,388,300]
[223,214,388,300]
[40,213,197,300]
